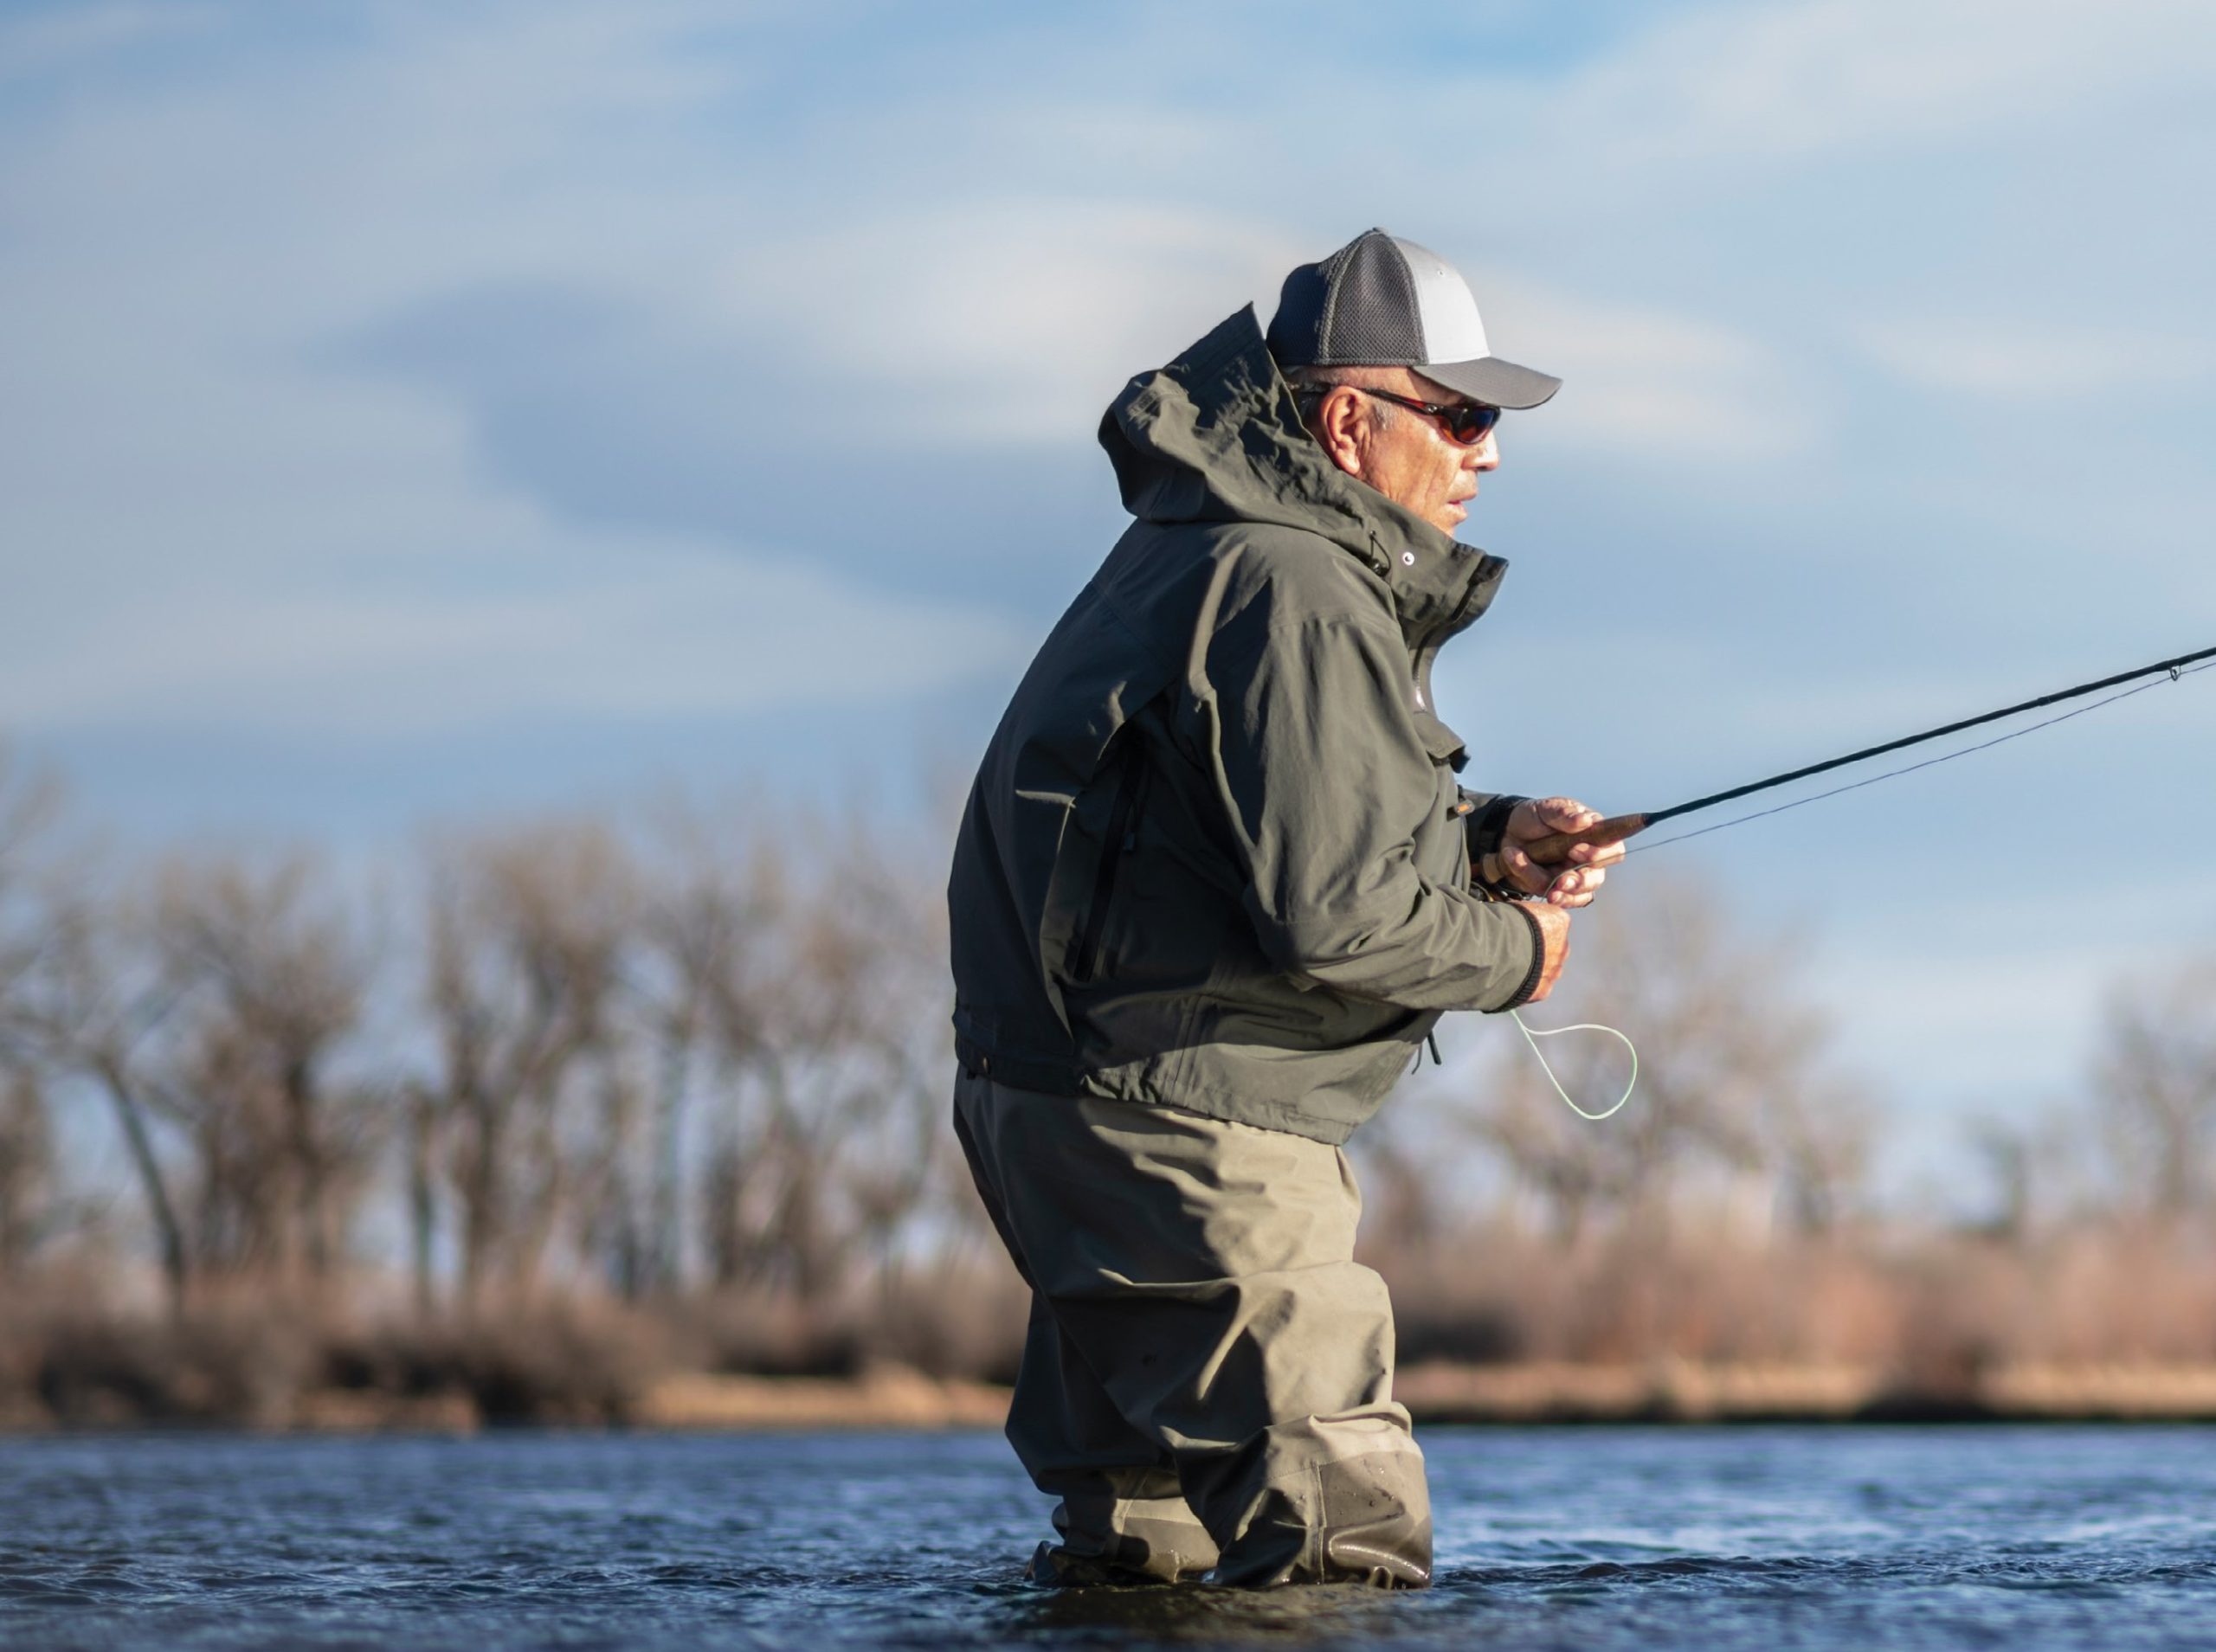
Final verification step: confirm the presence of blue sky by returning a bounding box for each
[4,0,2214,1194]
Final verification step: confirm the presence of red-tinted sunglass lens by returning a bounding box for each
[1449,407,1501,443]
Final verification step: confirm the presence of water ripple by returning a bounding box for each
[2,1427,2214,1649]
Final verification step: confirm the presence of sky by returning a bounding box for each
[4,0,2215,1199]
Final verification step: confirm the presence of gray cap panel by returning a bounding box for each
[1266,227,1561,409]
[1315,232,1425,366]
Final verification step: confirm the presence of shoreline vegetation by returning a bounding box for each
[4,755,2216,1443]
[16,1355,2216,1433]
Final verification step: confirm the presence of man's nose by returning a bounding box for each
[1465,430,1499,471]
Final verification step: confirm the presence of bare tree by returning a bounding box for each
[2091,958,2216,1225]
[0,745,60,1063]
[1763,1073,1877,1237]
[416,822,636,1307]
[146,856,377,1284]
[627,808,787,1296]
[0,1066,55,1276]
[1959,1108,2091,1244]
[694,822,950,1304]
[0,748,62,1276]
[569,1032,655,1302]
[18,877,190,1310]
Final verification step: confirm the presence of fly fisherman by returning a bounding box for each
[947,229,1622,1589]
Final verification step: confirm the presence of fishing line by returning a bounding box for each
[1515,640,2216,867]
[1628,658,2216,857]
[1495,646,2215,1123]
[1639,641,2216,828]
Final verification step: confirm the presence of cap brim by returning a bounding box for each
[1418,356,1561,410]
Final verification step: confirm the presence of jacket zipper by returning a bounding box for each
[1068,756,1150,984]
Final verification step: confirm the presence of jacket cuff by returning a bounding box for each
[1485,903,1548,1013]
[1461,791,1530,894]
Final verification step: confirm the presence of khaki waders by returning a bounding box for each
[952,1069,1431,1589]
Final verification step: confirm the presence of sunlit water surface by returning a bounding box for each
[4,1426,2214,1649]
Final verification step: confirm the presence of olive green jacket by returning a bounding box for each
[946,306,1541,1145]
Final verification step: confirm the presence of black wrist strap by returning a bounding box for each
[1466,792,1531,899]
[1463,792,1527,858]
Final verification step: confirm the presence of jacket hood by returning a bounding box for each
[1098,305,1506,648]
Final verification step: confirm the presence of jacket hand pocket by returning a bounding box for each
[1066,754,1152,985]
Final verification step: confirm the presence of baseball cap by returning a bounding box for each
[1266,228,1561,410]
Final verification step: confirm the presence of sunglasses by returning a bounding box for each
[1347,386,1503,445]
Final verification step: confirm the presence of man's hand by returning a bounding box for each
[1523,903,1570,1003]
[1498,797,1625,907]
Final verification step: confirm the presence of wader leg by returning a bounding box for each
[1008,1292,1221,1584]
[1180,1413,1431,1589]
[951,1070,1431,1589]
[955,1084,1218,1585]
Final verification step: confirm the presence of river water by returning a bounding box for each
[3,1425,2213,1649]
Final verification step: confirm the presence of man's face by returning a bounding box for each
[1308,367,1500,537]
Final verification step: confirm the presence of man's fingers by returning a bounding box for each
[1498,840,1558,897]
[1502,798,1621,898]
[1511,798,1609,864]
[1532,796,1601,832]
[1568,839,1628,868]
[1547,865,1607,907]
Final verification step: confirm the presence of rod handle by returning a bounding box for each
[1517,812,1651,868]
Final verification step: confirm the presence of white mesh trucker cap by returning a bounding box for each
[1266,228,1561,410]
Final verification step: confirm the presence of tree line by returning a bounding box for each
[1,739,2212,1370]
[0,748,970,1324]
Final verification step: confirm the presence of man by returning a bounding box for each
[946,229,1621,1589]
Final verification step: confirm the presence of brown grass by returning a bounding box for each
[9,1219,2216,1430]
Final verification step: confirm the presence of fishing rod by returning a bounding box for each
[1521,640,2216,866]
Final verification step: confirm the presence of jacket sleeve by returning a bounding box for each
[1201,602,1540,1012]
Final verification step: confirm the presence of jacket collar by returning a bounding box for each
[1099,306,1510,654]
[1369,519,1507,656]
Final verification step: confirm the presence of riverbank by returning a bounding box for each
[13,1360,2216,1432]
[1393,1359,2216,1424]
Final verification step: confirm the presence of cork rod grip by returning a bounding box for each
[1516,811,1652,868]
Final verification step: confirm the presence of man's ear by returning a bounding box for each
[1312,386,1369,479]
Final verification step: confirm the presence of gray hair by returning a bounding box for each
[1283,364,1396,437]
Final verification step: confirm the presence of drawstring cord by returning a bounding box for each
[1509,1009,1638,1122]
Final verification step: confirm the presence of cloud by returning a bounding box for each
[1501,0,2216,178]
[0,1,1038,742]
[0,2,223,81]
[1858,318,2216,398]
[726,196,1812,461]
[733,200,1307,447]
[1480,276,1817,460]
[0,516,1025,737]
[2,0,2211,788]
